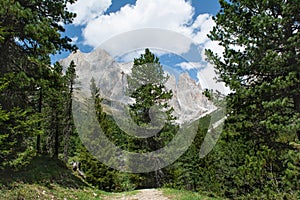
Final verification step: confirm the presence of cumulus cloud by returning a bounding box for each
[197,63,231,94]
[190,14,214,44]
[98,28,195,57]
[77,0,223,63]
[200,40,224,61]
[82,0,195,48]
[68,0,224,72]
[67,0,112,25]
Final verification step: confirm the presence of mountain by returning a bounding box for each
[165,73,215,123]
[60,48,215,124]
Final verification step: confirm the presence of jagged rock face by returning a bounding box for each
[165,73,215,123]
[60,48,214,124]
[60,48,121,97]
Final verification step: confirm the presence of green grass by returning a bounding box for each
[0,156,108,200]
[0,183,107,200]
[161,188,224,200]
[99,190,139,199]
[0,156,223,200]
[0,156,86,187]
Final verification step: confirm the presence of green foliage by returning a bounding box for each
[283,142,300,197]
[2,1,299,198]
[0,0,77,167]
[127,48,174,125]
[63,60,77,162]
[126,49,178,187]
[0,79,40,169]
[0,156,109,200]
[41,62,65,158]
[73,79,139,192]
[0,0,77,56]
[126,48,176,152]
[166,115,211,191]
[204,0,300,198]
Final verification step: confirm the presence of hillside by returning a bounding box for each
[0,156,222,200]
[0,156,103,199]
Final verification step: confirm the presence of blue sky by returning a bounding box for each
[54,0,227,92]
[55,0,220,60]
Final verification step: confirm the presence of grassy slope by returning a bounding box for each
[0,156,106,200]
[161,188,224,200]
[0,156,223,200]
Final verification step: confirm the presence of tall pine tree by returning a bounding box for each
[0,0,77,166]
[63,61,77,162]
[127,48,176,188]
[206,0,300,198]
[127,48,174,126]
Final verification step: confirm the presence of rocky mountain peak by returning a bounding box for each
[60,48,215,124]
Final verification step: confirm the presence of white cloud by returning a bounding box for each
[67,0,112,25]
[191,14,214,44]
[65,0,230,93]
[197,63,231,94]
[77,0,223,62]
[82,0,195,48]
[176,62,200,70]
[67,0,225,78]
[98,28,195,57]
[200,40,224,61]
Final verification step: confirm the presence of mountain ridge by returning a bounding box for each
[60,48,215,124]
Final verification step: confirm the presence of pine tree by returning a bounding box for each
[0,0,77,166]
[127,48,176,187]
[63,61,77,162]
[206,0,300,197]
[0,0,77,109]
[73,78,139,192]
[42,63,65,158]
[127,48,174,126]
[0,77,40,169]
[206,0,299,144]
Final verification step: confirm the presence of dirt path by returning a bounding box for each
[104,189,170,200]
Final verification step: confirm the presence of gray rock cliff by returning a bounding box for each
[60,48,215,124]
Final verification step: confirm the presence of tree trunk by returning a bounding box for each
[54,112,59,158]
[36,87,42,153]
[294,94,300,140]
[63,81,73,162]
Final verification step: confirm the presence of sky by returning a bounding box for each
[54,0,227,93]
